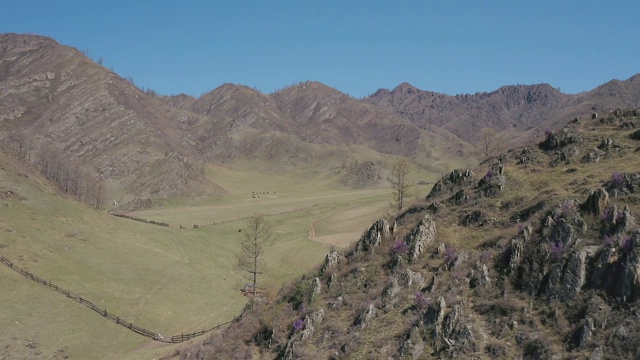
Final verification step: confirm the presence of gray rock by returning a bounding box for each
[355,303,376,329]
[575,317,594,347]
[582,188,609,216]
[399,269,426,288]
[321,250,343,274]
[312,277,321,296]
[300,308,324,341]
[381,277,400,309]
[399,326,424,359]
[355,219,390,253]
[405,215,436,261]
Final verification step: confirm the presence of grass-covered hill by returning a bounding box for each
[174,109,640,359]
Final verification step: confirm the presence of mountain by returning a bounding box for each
[2,32,640,211]
[174,109,640,360]
[0,34,481,209]
[365,77,640,145]
[0,33,225,208]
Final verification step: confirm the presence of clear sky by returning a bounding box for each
[1,1,638,98]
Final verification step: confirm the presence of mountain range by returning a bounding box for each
[2,33,640,209]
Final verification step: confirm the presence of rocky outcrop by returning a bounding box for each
[300,309,324,341]
[354,219,390,253]
[460,210,487,226]
[321,250,343,274]
[545,247,598,302]
[404,215,436,261]
[582,188,609,216]
[614,231,640,301]
[426,169,474,200]
[355,303,376,329]
[582,147,605,163]
[478,161,506,197]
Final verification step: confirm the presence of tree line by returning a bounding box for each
[5,131,105,209]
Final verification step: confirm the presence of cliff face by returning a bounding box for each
[176,109,640,360]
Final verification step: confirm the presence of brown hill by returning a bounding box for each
[0,34,475,209]
[365,76,640,145]
[0,33,224,208]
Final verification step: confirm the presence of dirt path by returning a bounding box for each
[308,219,317,240]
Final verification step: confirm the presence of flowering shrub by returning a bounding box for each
[292,319,304,332]
[603,234,613,246]
[444,246,457,263]
[611,172,624,188]
[391,240,408,255]
[415,292,429,310]
[483,168,494,183]
[600,208,611,222]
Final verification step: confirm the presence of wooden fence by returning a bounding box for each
[110,213,170,227]
[0,255,234,343]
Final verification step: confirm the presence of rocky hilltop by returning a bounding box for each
[175,110,640,359]
[365,77,640,145]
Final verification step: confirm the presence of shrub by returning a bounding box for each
[611,172,624,188]
[292,319,304,332]
[444,245,457,263]
[391,240,408,255]
[415,291,430,310]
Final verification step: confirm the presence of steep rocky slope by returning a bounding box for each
[174,109,640,359]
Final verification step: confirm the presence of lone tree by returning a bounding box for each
[477,127,506,159]
[236,213,275,296]
[388,159,413,211]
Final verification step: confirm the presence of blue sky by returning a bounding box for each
[1,1,638,97]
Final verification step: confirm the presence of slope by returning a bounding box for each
[176,108,640,359]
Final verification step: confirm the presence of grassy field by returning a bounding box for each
[0,158,431,359]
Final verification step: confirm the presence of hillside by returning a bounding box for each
[174,109,640,359]
[365,76,640,146]
[0,33,476,210]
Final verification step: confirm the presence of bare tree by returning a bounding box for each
[236,213,275,296]
[478,127,506,159]
[387,159,413,211]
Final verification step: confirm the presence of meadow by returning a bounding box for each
[0,160,433,359]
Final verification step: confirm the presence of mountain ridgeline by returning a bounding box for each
[2,32,640,211]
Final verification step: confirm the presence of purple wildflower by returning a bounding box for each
[600,208,611,222]
[391,240,408,255]
[444,246,457,263]
[611,172,624,188]
[415,292,430,310]
[603,234,613,246]
[483,169,494,183]
[293,319,304,332]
